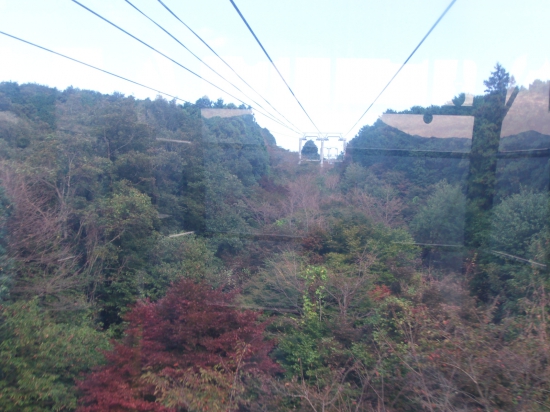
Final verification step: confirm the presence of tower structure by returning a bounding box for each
[316,134,329,167]
[298,132,347,166]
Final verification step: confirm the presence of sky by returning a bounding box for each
[0,0,549,150]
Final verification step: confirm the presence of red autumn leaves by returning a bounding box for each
[77,279,278,411]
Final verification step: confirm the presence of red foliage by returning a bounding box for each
[77,279,279,411]
[368,284,392,301]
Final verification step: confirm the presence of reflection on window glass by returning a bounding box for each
[0,0,549,410]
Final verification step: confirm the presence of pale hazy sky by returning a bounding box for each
[1,0,549,149]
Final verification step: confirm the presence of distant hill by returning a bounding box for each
[348,80,550,195]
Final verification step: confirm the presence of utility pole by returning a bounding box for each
[316,134,329,167]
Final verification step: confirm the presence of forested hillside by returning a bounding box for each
[0,65,549,411]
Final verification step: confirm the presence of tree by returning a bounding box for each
[77,279,279,412]
[93,97,151,161]
[86,180,160,328]
[301,140,320,160]
[465,64,521,299]
[0,185,12,302]
[282,173,322,233]
[484,62,511,95]
[0,161,86,306]
[0,299,110,411]
[194,96,212,109]
[411,181,465,245]
[465,64,519,251]
[490,190,548,259]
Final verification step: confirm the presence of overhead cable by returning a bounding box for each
[157,0,301,134]
[124,0,300,135]
[0,30,189,104]
[344,0,457,137]
[271,131,302,140]
[228,0,321,133]
[71,0,299,133]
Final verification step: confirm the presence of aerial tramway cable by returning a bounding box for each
[228,0,322,134]
[124,0,301,135]
[157,0,302,135]
[70,0,300,134]
[0,30,190,104]
[344,0,457,138]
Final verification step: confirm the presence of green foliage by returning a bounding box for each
[484,62,512,95]
[85,180,160,326]
[301,139,320,160]
[90,180,159,270]
[276,318,335,381]
[0,300,110,411]
[465,64,517,249]
[0,72,549,411]
[324,213,418,285]
[0,83,273,329]
[0,185,12,302]
[300,266,327,322]
[92,96,151,160]
[496,131,550,198]
[491,190,548,258]
[203,114,270,186]
[145,235,226,298]
[349,117,471,189]
[0,82,58,129]
[274,264,345,384]
[340,162,380,193]
[411,181,466,245]
[471,190,550,309]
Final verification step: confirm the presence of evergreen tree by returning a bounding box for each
[466,64,517,244]
[301,139,320,160]
[0,300,110,411]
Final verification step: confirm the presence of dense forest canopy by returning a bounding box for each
[0,65,549,411]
